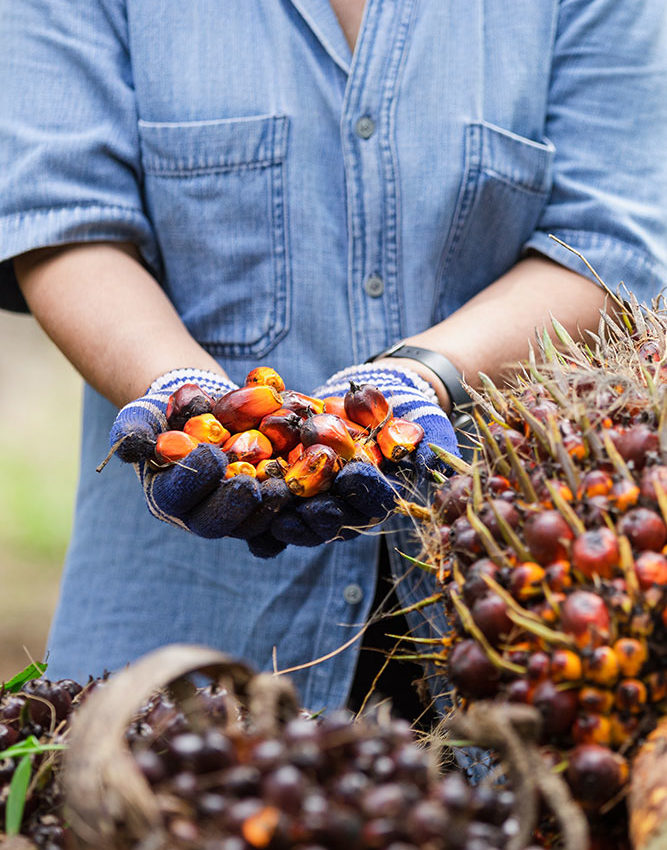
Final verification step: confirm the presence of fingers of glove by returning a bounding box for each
[271,510,324,547]
[331,461,397,518]
[110,398,167,463]
[247,533,288,560]
[142,444,229,519]
[295,494,370,542]
[185,475,262,538]
[229,479,294,540]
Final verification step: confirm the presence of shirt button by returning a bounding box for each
[355,116,376,139]
[364,275,384,297]
[343,583,363,604]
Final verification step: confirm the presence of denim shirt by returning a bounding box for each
[1,1,666,709]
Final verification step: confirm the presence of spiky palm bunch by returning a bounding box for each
[412,288,667,819]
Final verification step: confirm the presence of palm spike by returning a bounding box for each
[652,478,667,529]
[471,451,484,513]
[488,499,533,562]
[550,314,580,356]
[449,589,526,675]
[428,443,474,476]
[509,394,555,458]
[465,503,513,569]
[601,431,634,482]
[504,433,538,503]
[478,372,510,418]
[543,479,586,536]
[394,548,438,574]
[618,534,640,604]
[473,410,511,475]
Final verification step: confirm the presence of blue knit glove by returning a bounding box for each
[246,364,460,554]
[107,369,268,538]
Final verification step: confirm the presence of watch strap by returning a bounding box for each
[366,343,472,411]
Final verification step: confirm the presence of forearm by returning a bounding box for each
[13,243,227,408]
[377,255,610,413]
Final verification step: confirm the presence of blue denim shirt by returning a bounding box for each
[1,1,666,710]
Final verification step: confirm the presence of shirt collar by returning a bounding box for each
[288,0,353,74]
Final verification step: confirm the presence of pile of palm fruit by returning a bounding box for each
[409,285,667,848]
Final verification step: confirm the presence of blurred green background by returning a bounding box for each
[0,309,82,682]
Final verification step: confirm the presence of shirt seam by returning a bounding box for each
[0,203,146,222]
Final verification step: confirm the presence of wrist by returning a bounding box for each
[371,356,452,412]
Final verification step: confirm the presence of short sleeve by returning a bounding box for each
[0,0,160,311]
[523,0,667,305]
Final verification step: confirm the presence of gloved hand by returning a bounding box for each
[108,369,274,539]
[247,363,461,555]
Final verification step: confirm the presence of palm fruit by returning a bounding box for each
[155,430,200,463]
[407,292,667,832]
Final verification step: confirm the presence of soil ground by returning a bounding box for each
[0,309,82,682]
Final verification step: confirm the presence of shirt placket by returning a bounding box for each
[341,0,416,364]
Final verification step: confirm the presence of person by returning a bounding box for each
[1,1,666,720]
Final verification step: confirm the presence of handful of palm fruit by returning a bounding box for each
[409,290,667,834]
[155,367,424,498]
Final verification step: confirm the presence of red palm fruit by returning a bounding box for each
[609,478,640,511]
[532,679,579,738]
[461,558,499,606]
[509,562,546,600]
[617,507,667,552]
[166,383,214,430]
[321,395,347,418]
[222,430,273,465]
[448,639,500,699]
[571,527,619,579]
[506,678,534,704]
[566,745,628,810]
[470,593,512,645]
[244,366,285,392]
[280,391,325,417]
[545,559,572,591]
[612,637,648,677]
[563,430,586,461]
[451,516,483,557]
[183,413,230,445]
[479,499,520,540]
[551,648,583,683]
[610,713,640,748]
[579,687,614,715]
[640,464,667,500]
[155,430,199,463]
[488,474,512,494]
[376,417,424,461]
[344,382,391,428]
[225,461,257,479]
[573,714,612,746]
[608,423,659,469]
[300,413,357,461]
[615,678,648,714]
[284,444,340,497]
[633,550,667,589]
[213,385,283,431]
[527,651,552,682]
[255,457,288,481]
[561,591,611,649]
[355,440,383,466]
[258,408,302,455]
[646,670,667,702]
[523,510,574,565]
[584,646,620,687]
[433,475,473,522]
[577,470,613,500]
[287,443,304,465]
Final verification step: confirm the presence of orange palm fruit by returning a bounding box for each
[155,430,199,464]
[244,366,285,392]
[225,461,257,479]
[615,678,648,714]
[222,430,273,465]
[287,443,304,465]
[579,686,615,715]
[509,561,546,600]
[258,408,302,455]
[280,391,325,417]
[183,413,230,445]
[300,413,357,461]
[613,637,648,677]
[550,648,583,682]
[376,417,424,461]
[322,395,347,418]
[255,457,288,481]
[573,713,612,746]
[354,440,383,466]
[213,385,283,432]
[344,381,391,428]
[584,645,621,686]
[285,443,340,497]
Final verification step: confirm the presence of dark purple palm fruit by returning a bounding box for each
[166,383,215,430]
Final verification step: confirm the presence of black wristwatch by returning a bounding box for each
[366,342,474,428]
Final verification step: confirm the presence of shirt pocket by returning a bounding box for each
[138,114,290,358]
[435,120,555,319]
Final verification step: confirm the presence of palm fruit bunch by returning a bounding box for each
[156,366,424,497]
[413,291,667,824]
